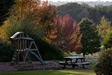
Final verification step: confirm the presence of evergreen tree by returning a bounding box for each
[78,18,100,56]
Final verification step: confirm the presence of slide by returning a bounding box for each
[28,50,48,65]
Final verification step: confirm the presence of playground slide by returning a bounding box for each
[28,50,47,65]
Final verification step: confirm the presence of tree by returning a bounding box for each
[102,32,112,48]
[78,18,100,56]
[77,9,90,21]
[50,14,82,52]
[1,0,56,41]
[97,16,112,48]
[0,0,14,25]
[1,0,42,41]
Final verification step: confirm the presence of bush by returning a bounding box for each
[94,49,112,75]
[35,39,64,60]
[0,42,14,62]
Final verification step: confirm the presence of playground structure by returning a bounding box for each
[10,32,46,65]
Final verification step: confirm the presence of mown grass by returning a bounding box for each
[0,69,95,75]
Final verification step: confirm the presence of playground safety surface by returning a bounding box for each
[0,61,63,72]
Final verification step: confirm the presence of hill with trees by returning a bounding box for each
[57,2,112,24]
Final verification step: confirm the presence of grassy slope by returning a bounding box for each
[0,69,95,75]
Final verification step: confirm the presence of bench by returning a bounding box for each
[75,62,91,68]
[58,61,91,69]
[58,61,78,69]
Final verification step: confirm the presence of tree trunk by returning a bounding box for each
[83,53,86,61]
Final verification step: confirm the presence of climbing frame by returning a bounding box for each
[10,32,44,65]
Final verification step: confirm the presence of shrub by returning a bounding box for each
[35,39,64,60]
[0,42,14,62]
[94,49,112,75]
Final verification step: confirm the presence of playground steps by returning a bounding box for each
[10,51,18,65]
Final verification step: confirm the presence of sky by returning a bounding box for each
[41,0,112,2]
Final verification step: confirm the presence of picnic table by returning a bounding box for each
[59,56,91,69]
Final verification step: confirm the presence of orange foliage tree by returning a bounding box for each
[1,0,56,40]
[50,14,82,52]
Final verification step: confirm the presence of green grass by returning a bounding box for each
[0,69,95,75]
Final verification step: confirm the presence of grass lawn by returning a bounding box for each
[0,69,95,75]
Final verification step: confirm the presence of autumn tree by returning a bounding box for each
[50,14,82,52]
[102,32,112,48]
[97,16,112,48]
[78,18,100,56]
[2,0,56,41]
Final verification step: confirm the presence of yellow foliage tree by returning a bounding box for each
[0,0,56,41]
[97,16,112,46]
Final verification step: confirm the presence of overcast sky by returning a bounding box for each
[41,0,112,2]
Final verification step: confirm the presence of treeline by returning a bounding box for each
[57,2,112,24]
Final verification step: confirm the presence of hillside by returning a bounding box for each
[57,2,112,24]
[49,1,112,7]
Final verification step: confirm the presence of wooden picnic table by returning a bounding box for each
[59,56,91,69]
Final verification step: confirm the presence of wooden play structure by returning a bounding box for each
[10,32,45,65]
